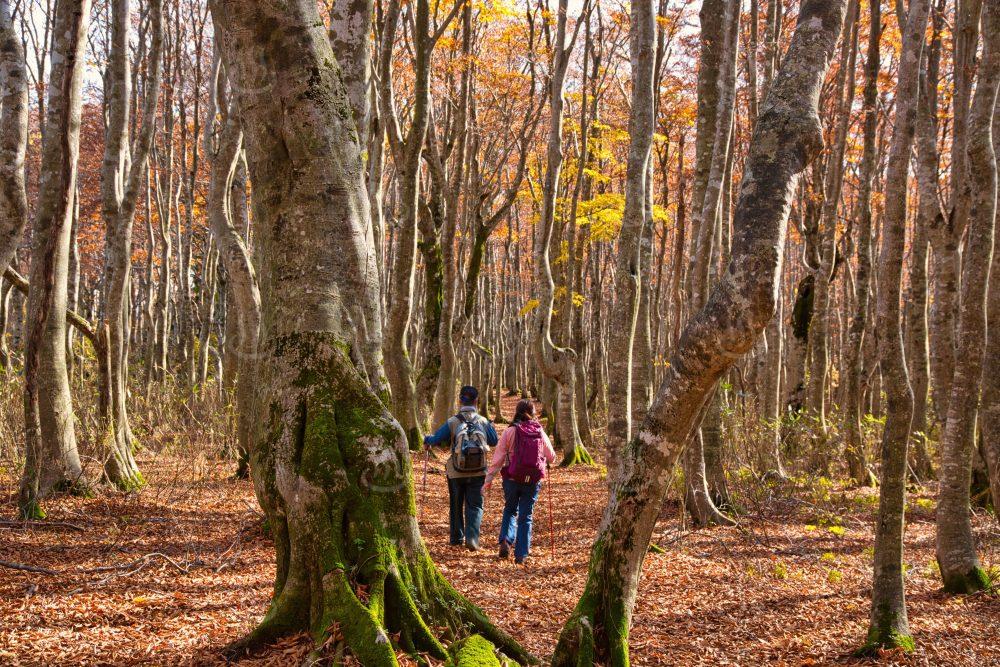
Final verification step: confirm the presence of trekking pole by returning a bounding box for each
[547,468,555,560]
[420,447,429,521]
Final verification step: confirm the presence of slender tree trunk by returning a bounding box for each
[97,0,163,491]
[843,0,881,487]
[863,0,931,653]
[983,94,1000,515]
[606,0,656,471]
[18,0,92,519]
[552,3,847,661]
[532,0,591,467]
[683,0,739,527]
[934,0,998,595]
[0,0,28,279]
[807,0,859,428]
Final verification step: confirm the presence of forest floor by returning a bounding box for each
[2,413,999,665]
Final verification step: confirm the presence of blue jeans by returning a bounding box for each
[447,476,485,545]
[499,478,542,560]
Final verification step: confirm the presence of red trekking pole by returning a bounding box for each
[420,447,429,521]
[547,469,555,560]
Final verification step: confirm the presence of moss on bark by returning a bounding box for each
[227,333,531,666]
[448,634,502,666]
[560,442,594,467]
[941,565,991,594]
[551,539,629,667]
[857,605,915,655]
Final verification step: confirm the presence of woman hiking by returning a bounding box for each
[483,400,556,564]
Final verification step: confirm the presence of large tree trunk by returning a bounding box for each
[210,2,525,663]
[934,0,998,595]
[18,0,92,519]
[97,0,163,492]
[862,0,931,653]
[551,2,847,662]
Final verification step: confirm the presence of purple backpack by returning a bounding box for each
[502,421,547,484]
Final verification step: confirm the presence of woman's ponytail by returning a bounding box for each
[513,399,535,423]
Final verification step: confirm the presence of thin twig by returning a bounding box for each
[0,519,86,532]
[0,560,59,575]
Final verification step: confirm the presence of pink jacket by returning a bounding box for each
[485,421,556,485]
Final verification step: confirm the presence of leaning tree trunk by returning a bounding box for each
[862,0,931,653]
[97,0,163,492]
[209,2,527,664]
[551,3,847,663]
[18,0,92,519]
[934,0,999,596]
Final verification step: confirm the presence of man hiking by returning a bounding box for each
[423,386,498,551]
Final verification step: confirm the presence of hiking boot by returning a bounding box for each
[498,542,510,559]
[514,556,527,565]
[466,539,480,552]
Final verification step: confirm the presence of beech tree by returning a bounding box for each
[208,0,527,663]
[863,0,931,652]
[0,0,28,279]
[96,0,163,491]
[17,0,91,519]
[552,1,849,661]
[934,0,998,595]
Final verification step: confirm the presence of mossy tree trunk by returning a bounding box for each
[18,0,91,519]
[210,3,528,663]
[934,0,998,596]
[552,2,847,662]
[863,0,931,653]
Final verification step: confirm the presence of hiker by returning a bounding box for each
[483,399,556,564]
[423,385,498,551]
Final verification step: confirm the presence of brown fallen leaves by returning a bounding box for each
[1,439,998,665]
